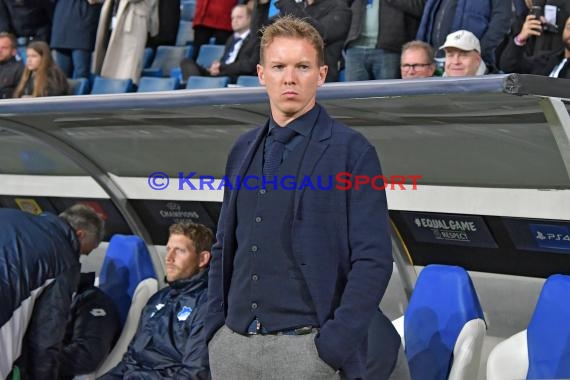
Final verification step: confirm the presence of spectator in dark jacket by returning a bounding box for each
[416,0,511,70]
[58,272,120,380]
[99,223,213,380]
[498,0,569,73]
[181,4,259,83]
[147,0,181,48]
[254,0,351,82]
[0,0,54,43]
[500,15,570,79]
[344,0,425,80]
[0,32,23,98]
[51,0,103,79]
[1,204,104,380]
[13,40,69,97]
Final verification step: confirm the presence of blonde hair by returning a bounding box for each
[259,15,324,66]
[169,222,214,254]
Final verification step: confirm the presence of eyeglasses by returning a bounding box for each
[401,63,433,70]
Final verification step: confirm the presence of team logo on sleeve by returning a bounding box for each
[177,306,193,321]
[150,303,165,318]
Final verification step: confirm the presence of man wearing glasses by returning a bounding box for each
[400,40,436,79]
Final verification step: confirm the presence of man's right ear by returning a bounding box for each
[199,250,212,269]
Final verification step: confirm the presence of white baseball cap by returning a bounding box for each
[439,30,481,53]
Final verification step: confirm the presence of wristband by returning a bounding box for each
[514,35,526,46]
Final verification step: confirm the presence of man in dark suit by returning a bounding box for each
[180,4,259,83]
[206,16,399,380]
[500,15,570,79]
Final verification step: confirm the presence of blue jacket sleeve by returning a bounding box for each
[480,0,511,66]
[315,145,393,371]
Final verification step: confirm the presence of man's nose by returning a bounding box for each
[165,250,174,262]
[283,67,296,84]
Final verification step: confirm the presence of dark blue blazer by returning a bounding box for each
[206,106,397,379]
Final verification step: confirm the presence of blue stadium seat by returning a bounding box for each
[142,45,193,77]
[98,234,157,327]
[196,44,225,69]
[143,47,155,69]
[393,264,486,380]
[67,77,90,95]
[236,75,261,87]
[186,76,229,89]
[90,77,133,94]
[170,67,183,84]
[137,76,180,92]
[176,20,194,46]
[487,274,570,380]
[180,0,196,21]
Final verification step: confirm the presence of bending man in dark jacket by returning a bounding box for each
[58,272,121,379]
[99,222,213,380]
[0,203,105,380]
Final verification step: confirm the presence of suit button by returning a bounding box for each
[259,189,266,195]
[252,274,259,281]
[255,216,262,223]
[251,302,258,309]
[251,245,258,252]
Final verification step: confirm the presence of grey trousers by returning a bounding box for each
[209,325,340,380]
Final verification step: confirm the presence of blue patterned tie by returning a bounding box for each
[263,127,297,176]
[222,37,242,64]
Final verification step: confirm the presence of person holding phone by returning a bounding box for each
[499,14,570,79]
[498,0,568,68]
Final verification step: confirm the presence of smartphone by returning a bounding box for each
[529,5,543,18]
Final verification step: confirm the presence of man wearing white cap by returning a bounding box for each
[440,30,487,77]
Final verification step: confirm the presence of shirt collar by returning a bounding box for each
[268,104,321,137]
[235,30,250,41]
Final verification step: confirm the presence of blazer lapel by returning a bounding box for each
[293,107,332,217]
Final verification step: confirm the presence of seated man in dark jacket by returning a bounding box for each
[0,32,23,99]
[181,4,259,84]
[99,222,213,380]
[58,272,121,380]
[499,14,570,78]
